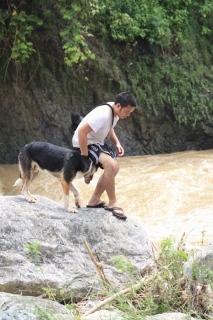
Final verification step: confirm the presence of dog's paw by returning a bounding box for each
[75,201,81,208]
[26,195,37,203]
[22,190,37,203]
[67,207,79,213]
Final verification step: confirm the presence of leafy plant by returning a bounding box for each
[59,2,95,66]
[0,3,42,65]
[24,241,41,263]
[9,10,42,63]
[24,241,41,255]
[42,287,57,300]
[91,0,213,48]
[111,255,134,274]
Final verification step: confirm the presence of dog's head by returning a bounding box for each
[84,164,99,184]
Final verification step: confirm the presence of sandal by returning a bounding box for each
[86,201,106,208]
[104,207,127,220]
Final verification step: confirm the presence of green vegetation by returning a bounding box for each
[1,0,212,64]
[0,0,213,128]
[24,241,41,255]
[98,237,213,319]
[111,255,134,275]
[26,237,213,319]
[24,241,41,262]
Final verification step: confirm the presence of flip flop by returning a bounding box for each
[104,207,127,220]
[86,201,106,208]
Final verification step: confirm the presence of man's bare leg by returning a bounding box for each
[87,153,119,207]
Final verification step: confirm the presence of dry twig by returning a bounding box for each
[84,240,109,285]
[82,274,156,317]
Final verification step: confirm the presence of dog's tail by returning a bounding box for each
[13,145,27,187]
[13,176,23,187]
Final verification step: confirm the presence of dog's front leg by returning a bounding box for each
[61,180,78,213]
[70,183,80,208]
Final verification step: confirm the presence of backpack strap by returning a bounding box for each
[102,103,114,126]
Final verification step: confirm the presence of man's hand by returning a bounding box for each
[116,143,124,157]
[81,155,92,172]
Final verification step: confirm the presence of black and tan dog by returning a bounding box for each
[13,141,98,212]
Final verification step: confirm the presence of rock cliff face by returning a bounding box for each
[1,70,213,164]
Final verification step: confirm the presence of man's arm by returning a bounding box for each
[108,128,119,145]
[108,129,124,156]
[78,122,93,156]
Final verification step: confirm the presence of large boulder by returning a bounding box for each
[0,292,75,320]
[0,195,155,298]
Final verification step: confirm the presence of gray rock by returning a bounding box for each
[82,310,196,320]
[0,195,155,298]
[184,243,213,316]
[145,313,196,320]
[184,243,213,281]
[82,309,124,320]
[0,292,75,320]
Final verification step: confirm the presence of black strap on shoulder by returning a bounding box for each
[102,103,114,126]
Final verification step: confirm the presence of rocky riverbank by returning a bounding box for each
[0,195,212,319]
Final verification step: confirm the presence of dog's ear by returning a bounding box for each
[81,155,92,172]
[71,113,82,131]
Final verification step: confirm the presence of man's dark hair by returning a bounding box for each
[114,92,137,108]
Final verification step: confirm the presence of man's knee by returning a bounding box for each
[105,159,119,176]
[99,153,119,174]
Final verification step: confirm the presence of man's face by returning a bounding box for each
[116,104,135,119]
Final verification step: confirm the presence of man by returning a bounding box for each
[72,91,137,220]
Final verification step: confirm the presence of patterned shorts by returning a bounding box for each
[88,143,116,167]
